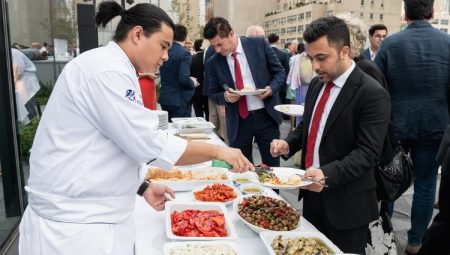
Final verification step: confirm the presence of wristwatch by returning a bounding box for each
[137,180,151,196]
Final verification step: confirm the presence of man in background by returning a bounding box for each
[246,25,265,37]
[375,0,450,254]
[204,17,285,166]
[159,24,198,121]
[362,24,387,61]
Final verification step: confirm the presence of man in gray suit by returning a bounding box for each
[375,0,450,254]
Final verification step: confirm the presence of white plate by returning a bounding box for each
[163,240,241,255]
[192,183,239,205]
[274,104,305,116]
[229,88,268,96]
[256,167,312,190]
[165,201,238,241]
[259,231,343,255]
[149,167,232,191]
[172,117,215,134]
[233,194,301,234]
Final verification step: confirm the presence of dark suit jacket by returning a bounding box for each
[206,36,286,143]
[271,46,290,75]
[285,66,391,230]
[361,48,371,61]
[375,20,450,140]
[202,46,216,96]
[191,51,205,97]
[159,43,195,107]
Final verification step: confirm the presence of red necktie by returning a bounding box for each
[305,82,334,168]
[231,52,249,119]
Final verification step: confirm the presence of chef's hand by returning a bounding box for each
[270,139,289,157]
[256,86,272,99]
[224,91,241,103]
[143,183,175,211]
[216,147,254,173]
[300,168,325,193]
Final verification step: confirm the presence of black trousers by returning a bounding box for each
[303,191,369,254]
[229,109,280,167]
[418,167,450,255]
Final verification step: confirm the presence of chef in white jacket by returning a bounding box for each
[18,2,253,254]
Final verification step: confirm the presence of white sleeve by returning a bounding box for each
[75,70,188,170]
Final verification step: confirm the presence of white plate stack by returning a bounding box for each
[154,110,168,130]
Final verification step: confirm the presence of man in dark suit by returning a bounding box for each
[159,24,198,121]
[270,16,391,253]
[267,33,291,112]
[375,1,450,253]
[203,17,286,166]
[362,24,387,61]
[190,39,209,120]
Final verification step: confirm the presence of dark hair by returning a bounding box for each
[267,33,279,44]
[404,0,434,20]
[368,24,388,36]
[194,39,203,51]
[303,16,350,51]
[284,42,291,49]
[174,24,188,42]
[203,17,233,39]
[95,1,175,42]
[297,42,305,53]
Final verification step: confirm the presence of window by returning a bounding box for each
[441,19,449,25]
[287,15,297,22]
[298,25,304,33]
[361,0,364,6]
[283,3,288,10]
[298,13,304,20]
[380,14,383,20]
[306,11,312,19]
[360,12,364,18]
[370,13,373,19]
[370,0,374,5]
[432,19,439,24]
[287,26,297,33]
[440,28,448,33]
[381,1,384,8]
[281,28,286,34]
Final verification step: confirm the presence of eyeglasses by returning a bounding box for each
[373,34,387,39]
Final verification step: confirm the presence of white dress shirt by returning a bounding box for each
[226,36,265,111]
[309,61,356,168]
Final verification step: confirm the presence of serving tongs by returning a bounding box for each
[300,176,329,188]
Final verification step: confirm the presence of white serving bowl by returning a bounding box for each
[165,201,238,241]
[259,231,343,255]
[233,194,301,234]
[192,183,239,206]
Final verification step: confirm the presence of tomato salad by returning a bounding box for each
[171,210,228,237]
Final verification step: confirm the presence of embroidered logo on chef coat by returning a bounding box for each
[125,89,136,102]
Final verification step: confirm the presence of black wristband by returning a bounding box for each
[137,180,151,196]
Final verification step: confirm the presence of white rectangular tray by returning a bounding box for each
[172,117,215,134]
[259,231,343,255]
[163,241,241,255]
[165,201,238,241]
[149,167,232,191]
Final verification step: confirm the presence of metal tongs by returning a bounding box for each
[301,176,329,188]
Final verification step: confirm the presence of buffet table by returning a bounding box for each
[132,121,326,255]
[133,189,318,255]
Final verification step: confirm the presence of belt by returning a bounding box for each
[248,108,266,114]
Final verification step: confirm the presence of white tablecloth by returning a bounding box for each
[133,190,318,255]
[133,122,320,255]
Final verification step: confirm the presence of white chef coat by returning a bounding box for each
[11,48,41,124]
[19,41,188,254]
